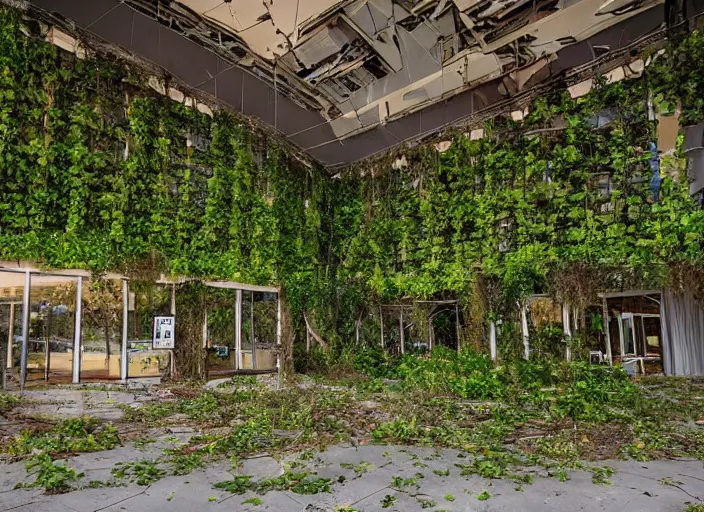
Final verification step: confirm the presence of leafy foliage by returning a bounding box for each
[214,471,333,495]
[1,7,704,352]
[111,459,166,485]
[0,393,20,415]
[19,453,84,492]
[3,417,121,456]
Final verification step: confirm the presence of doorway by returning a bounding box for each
[606,292,664,374]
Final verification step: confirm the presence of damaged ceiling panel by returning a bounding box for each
[22,0,702,168]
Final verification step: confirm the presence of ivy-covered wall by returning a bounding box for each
[327,32,704,316]
[0,10,337,323]
[2,7,704,351]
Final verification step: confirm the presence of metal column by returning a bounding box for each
[7,303,14,370]
[603,298,613,366]
[276,291,282,389]
[399,310,405,355]
[20,271,31,392]
[520,304,530,360]
[121,279,129,382]
[169,284,176,378]
[250,293,257,370]
[235,289,242,371]
[455,302,461,353]
[489,320,497,361]
[562,304,572,362]
[72,277,83,384]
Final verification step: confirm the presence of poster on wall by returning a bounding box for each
[153,316,175,349]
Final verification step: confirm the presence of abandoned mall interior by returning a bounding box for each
[2,0,704,390]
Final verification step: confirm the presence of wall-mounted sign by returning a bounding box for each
[153,316,175,349]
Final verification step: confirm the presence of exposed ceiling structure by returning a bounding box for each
[18,0,697,168]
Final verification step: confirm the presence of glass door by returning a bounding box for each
[206,289,237,376]
[240,291,254,369]
[251,291,278,371]
[0,270,25,388]
[81,279,123,380]
[28,274,78,384]
[621,313,636,356]
[642,315,663,357]
[127,282,171,378]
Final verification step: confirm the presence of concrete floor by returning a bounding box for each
[1,389,703,512]
[1,440,703,512]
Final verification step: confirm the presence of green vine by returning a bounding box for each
[1,8,704,350]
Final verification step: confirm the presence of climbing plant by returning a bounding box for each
[1,7,704,353]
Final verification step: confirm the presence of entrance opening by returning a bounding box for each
[205,288,237,376]
[205,284,280,379]
[80,278,123,381]
[27,274,78,384]
[127,282,172,379]
[606,293,663,374]
[0,270,24,388]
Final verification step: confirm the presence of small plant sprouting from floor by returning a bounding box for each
[340,460,373,477]
[418,498,436,508]
[391,475,419,489]
[133,437,157,451]
[551,466,570,482]
[381,494,397,508]
[590,466,614,485]
[433,468,450,477]
[4,418,121,457]
[169,453,204,475]
[17,453,84,493]
[243,497,263,506]
[111,459,166,486]
[215,471,334,496]
[477,490,492,501]
[0,393,20,415]
[445,493,455,501]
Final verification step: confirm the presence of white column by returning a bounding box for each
[7,303,15,369]
[169,284,176,378]
[170,284,176,315]
[235,289,242,370]
[399,310,405,355]
[603,298,613,366]
[455,302,461,354]
[520,304,529,360]
[428,321,433,352]
[489,319,497,361]
[121,280,129,382]
[276,292,281,388]
[19,271,31,391]
[202,309,208,348]
[72,277,83,384]
[562,303,572,362]
[250,293,256,370]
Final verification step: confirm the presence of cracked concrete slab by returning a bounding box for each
[2,444,704,511]
[15,390,158,422]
